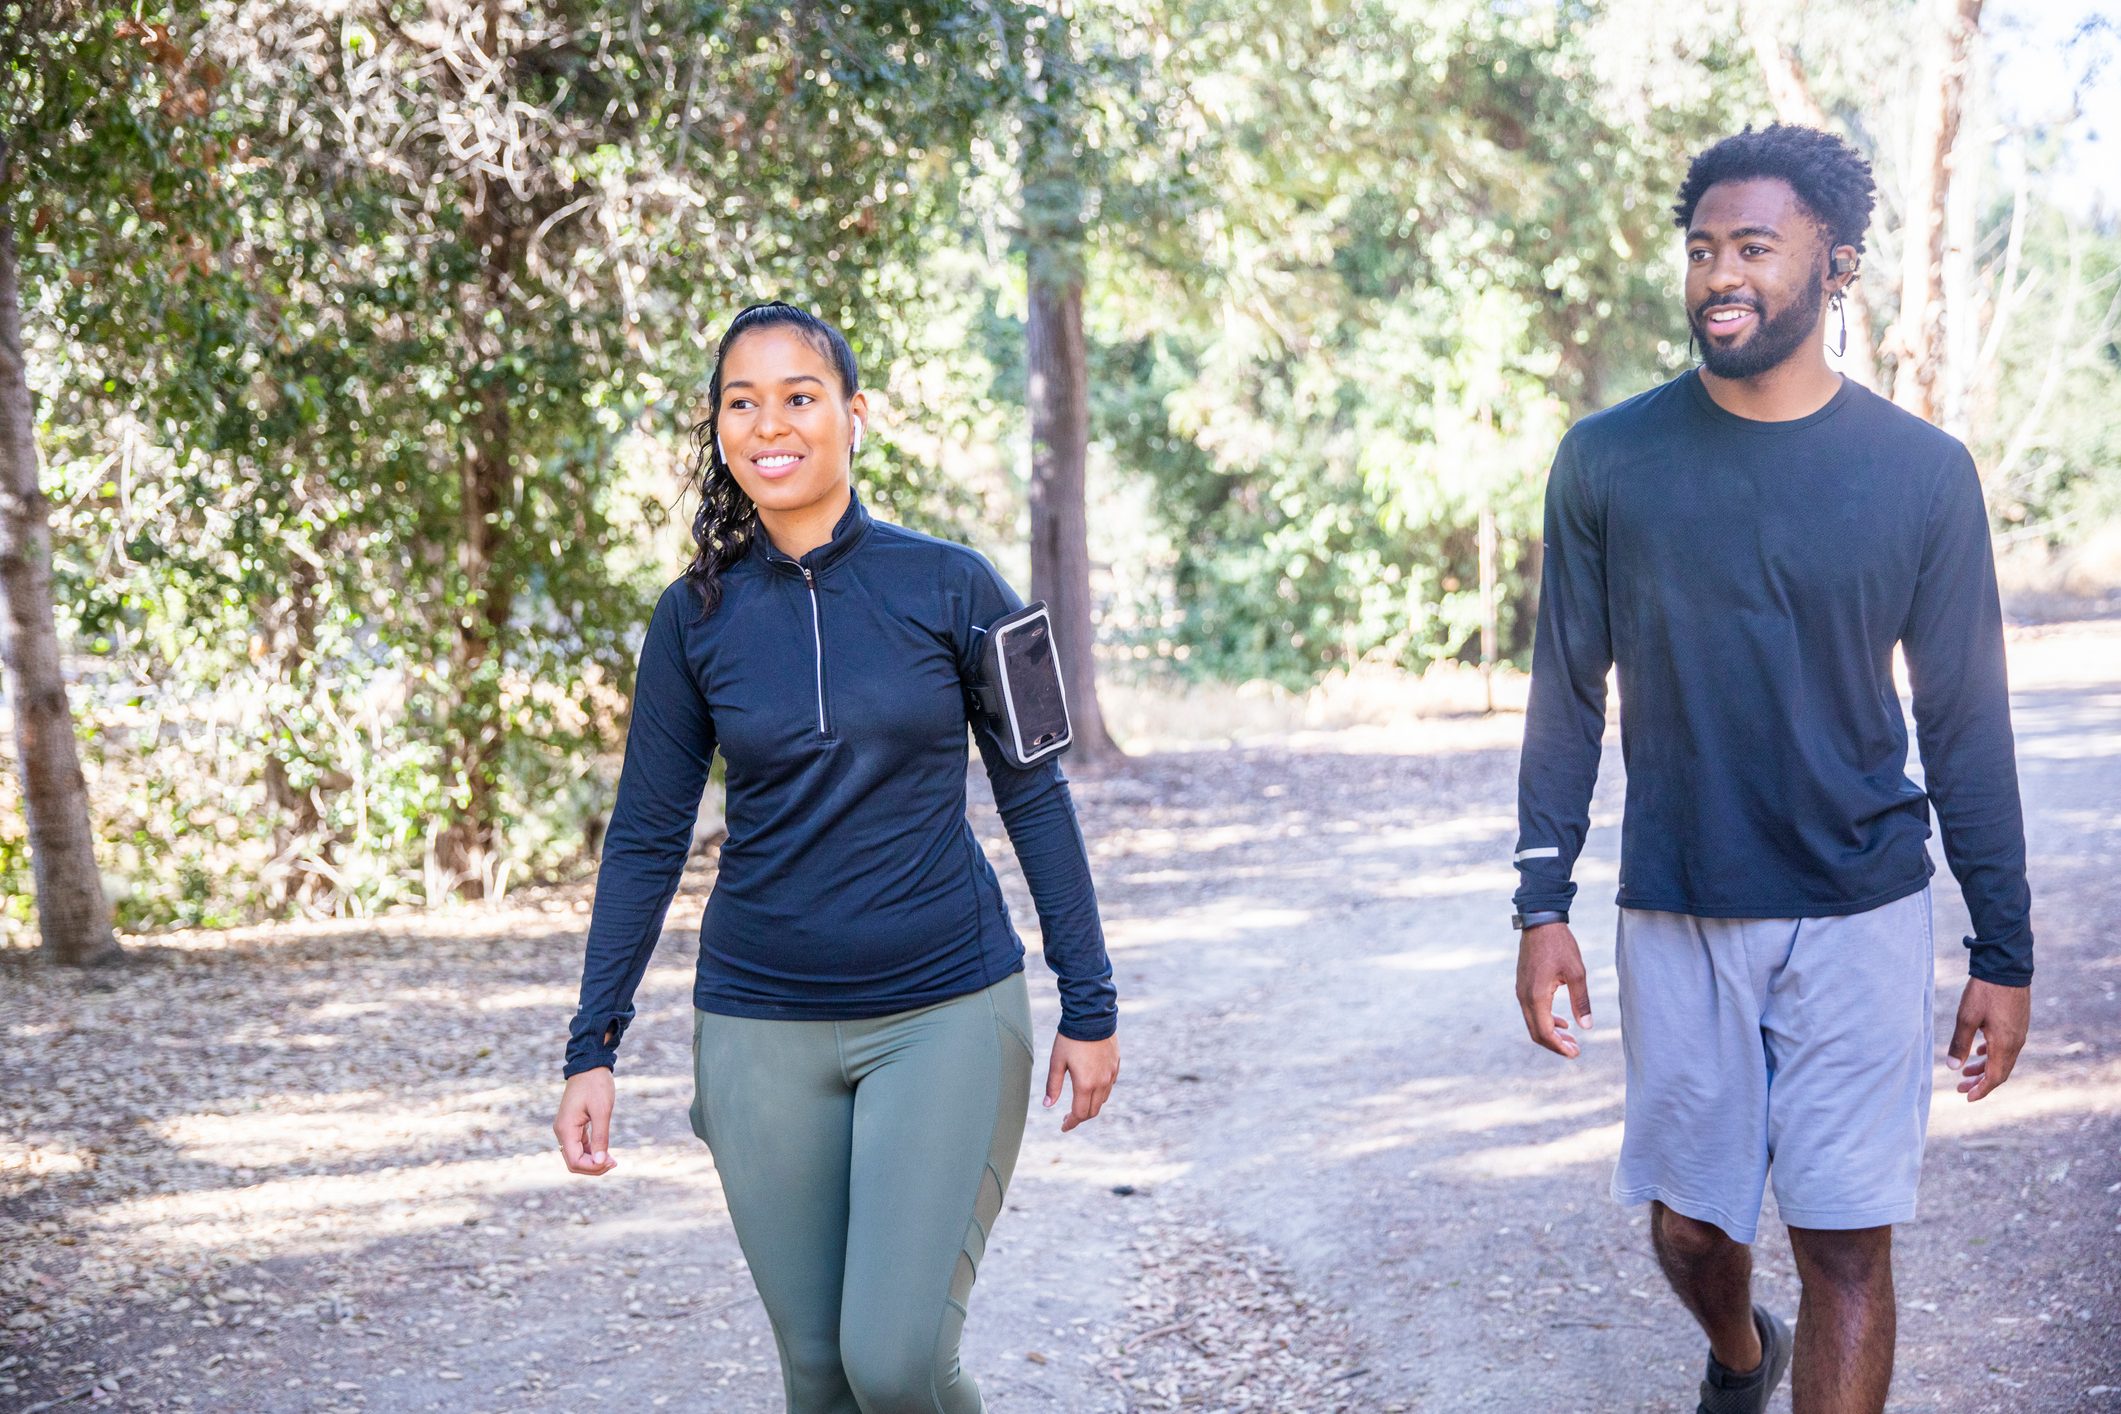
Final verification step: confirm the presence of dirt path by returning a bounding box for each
[4,623,2117,1413]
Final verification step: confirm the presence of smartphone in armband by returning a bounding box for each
[969,601,1073,768]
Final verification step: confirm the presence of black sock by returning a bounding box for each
[1706,1353,1768,1390]
[1706,1313,1770,1389]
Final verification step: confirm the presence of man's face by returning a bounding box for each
[1684,177,1836,380]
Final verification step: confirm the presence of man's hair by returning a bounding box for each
[1673,123,1877,256]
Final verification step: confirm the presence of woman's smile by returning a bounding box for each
[748,447,806,478]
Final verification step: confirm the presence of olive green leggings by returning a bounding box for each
[689,972,1034,1414]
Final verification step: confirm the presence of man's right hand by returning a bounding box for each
[1515,922,1594,1059]
[554,1068,617,1175]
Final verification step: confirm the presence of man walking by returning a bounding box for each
[1510,124,2033,1414]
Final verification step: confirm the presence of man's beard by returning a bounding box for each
[1691,279,1825,380]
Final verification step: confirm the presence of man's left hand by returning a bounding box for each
[1947,978,2031,1101]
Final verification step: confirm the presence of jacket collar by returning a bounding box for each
[751,489,872,577]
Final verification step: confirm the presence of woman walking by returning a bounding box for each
[553,300,1120,1414]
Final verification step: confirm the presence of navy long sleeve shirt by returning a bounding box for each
[564,494,1118,1078]
[1513,371,2033,985]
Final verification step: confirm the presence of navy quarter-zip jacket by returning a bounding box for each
[564,495,1117,1078]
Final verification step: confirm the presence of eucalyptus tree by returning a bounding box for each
[999,0,1211,757]
[0,151,116,965]
[0,4,232,962]
[1019,3,1112,758]
[1703,0,2119,524]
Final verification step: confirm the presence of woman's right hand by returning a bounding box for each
[554,1068,618,1175]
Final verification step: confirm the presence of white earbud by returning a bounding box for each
[715,434,726,466]
[852,415,864,456]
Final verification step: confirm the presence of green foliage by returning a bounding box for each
[5,0,2111,933]
[7,1,1040,928]
[1968,208,2121,544]
[1083,0,1752,685]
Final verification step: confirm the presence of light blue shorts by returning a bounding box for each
[1610,887,1935,1244]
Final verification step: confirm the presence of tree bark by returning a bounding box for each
[1893,0,1984,420]
[434,198,522,895]
[1026,264,1116,761]
[433,0,521,893]
[261,551,329,910]
[1477,503,1497,714]
[1022,14,1117,763]
[1741,3,1884,392]
[0,211,121,965]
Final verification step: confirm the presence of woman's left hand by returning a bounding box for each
[1044,1034,1120,1132]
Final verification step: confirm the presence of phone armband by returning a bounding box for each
[968,601,1072,768]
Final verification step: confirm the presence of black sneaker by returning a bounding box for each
[1696,1304,1792,1414]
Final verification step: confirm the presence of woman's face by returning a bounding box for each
[716,325,868,518]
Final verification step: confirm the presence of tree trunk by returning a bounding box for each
[435,206,520,895]
[1022,279,1113,763]
[261,552,329,911]
[1477,503,1497,714]
[1026,264,1115,761]
[1939,102,1983,440]
[1893,0,1984,420]
[1741,3,1883,391]
[0,212,121,966]
[1022,13,1117,763]
[434,0,521,894]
